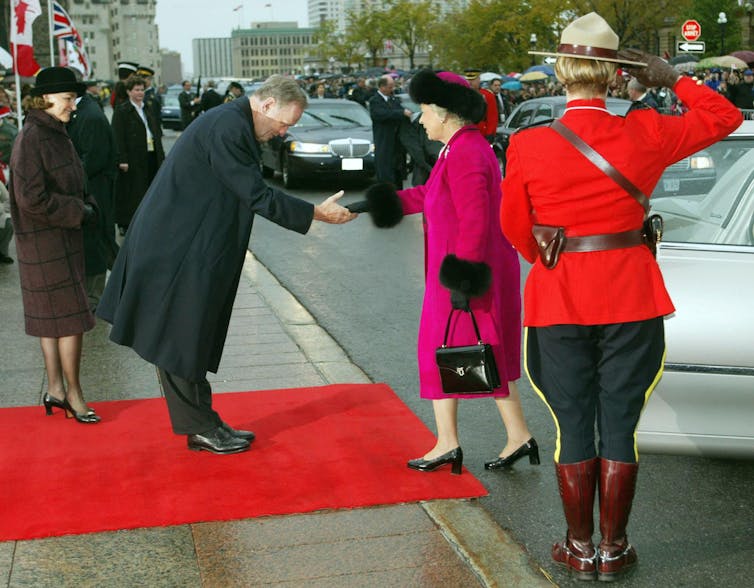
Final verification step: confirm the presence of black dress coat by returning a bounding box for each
[111,100,165,227]
[8,109,94,337]
[368,92,406,184]
[68,93,118,275]
[97,99,315,381]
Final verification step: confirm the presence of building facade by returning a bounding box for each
[230,22,316,79]
[192,38,233,78]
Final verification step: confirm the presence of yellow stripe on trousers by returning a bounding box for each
[523,326,667,464]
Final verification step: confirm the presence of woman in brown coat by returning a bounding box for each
[9,67,100,423]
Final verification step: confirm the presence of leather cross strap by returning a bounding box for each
[550,119,650,215]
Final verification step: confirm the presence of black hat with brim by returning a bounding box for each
[31,66,86,97]
[409,69,486,124]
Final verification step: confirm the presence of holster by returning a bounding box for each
[641,214,664,258]
[532,224,566,269]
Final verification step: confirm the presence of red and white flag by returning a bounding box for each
[10,0,42,76]
[52,1,90,78]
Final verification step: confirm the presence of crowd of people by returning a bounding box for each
[0,12,749,583]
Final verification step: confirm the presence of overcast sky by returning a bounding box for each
[155,0,308,75]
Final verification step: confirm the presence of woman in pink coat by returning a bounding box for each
[364,70,536,474]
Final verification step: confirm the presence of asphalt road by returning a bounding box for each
[161,130,754,587]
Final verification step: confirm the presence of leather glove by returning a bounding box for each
[450,290,470,312]
[618,49,680,89]
[82,203,98,228]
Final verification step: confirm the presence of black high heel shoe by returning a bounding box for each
[43,393,67,415]
[484,438,540,470]
[407,447,463,475]
[63,397,101,424]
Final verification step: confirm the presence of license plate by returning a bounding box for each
[663,178,680,192]
[341,158,363,171]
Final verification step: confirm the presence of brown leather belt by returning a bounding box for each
[563,229,644,253]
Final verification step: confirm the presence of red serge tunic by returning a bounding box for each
[500,77,742,327]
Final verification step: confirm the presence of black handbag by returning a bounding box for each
[436,308,501,394]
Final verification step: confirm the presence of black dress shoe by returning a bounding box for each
[187,426,250,454]
[407,447,463,475]
[221,422,255,442]
[484,437,540,470]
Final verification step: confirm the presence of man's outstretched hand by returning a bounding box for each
[313,190,358,224]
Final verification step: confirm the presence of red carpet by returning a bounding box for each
[0,384,487,541]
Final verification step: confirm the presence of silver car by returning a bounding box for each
[637,120,754,458]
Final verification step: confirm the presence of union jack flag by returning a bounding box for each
[52,1,90,77]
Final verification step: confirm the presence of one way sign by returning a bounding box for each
[677,41,705,53]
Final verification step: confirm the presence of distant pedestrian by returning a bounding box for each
[727,68,754,109]
[626,78,659,111]
[111,74,165,235]
[178,80,200,129]
[464,68,498,141]
[9,67,101,424]
[97,75,356,455]
[368,75,412,185]
[111,61,138,109]
[137,65,162,126]
[200,80,223,112]
[223,81,244,103]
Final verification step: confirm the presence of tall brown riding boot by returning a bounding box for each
[552,457,599,581]
[597,459,639,582]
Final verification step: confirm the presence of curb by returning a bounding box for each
[243,252,553,587]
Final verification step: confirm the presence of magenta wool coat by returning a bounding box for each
[398,125,521,399]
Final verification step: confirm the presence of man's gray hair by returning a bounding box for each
[256,75,307,109]
[627,78,647,93]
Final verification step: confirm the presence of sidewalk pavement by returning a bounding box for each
[0,240,552,587]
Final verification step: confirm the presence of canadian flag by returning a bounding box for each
[10,0,42,76]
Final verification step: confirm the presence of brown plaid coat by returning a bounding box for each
[9,109,94,337]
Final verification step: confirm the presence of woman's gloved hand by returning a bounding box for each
[618,49,680,89]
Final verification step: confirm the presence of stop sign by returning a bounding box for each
[682,20,702,42]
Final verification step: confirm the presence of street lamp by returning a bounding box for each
[530,33,537,66]
[717,12,728,55]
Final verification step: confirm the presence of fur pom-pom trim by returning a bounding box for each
[365,182,403,228]
[408,69,486,124]
[439,254,491,297]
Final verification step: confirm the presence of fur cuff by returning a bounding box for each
[439,254,491,297]
[365,182,403,228]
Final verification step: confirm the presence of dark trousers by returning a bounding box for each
[525,318,665,464]
[156,368,221,435]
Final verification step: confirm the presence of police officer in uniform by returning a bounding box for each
[137,65,161,127]
[501,13,742,582]
[111,61,138,109]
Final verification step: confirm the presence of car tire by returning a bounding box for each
[282,152,297,189]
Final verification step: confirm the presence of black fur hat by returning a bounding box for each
[408,69,486,124]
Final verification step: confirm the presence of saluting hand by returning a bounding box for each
[313,190,358,224]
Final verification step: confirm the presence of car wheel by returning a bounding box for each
[282,152,297,189]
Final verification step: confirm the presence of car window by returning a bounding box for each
[508,104,535,129]
[532,105,553,124]
[652,138,754,247]
[162,93,179,107]
[296,103,372,128]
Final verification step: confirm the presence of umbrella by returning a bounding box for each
[696,55,748,69]
[506,72,521,79]
[501,80,522,91]
[524,64,554,76]
[669,54,699,65]
[730,50,754,65]
[519,71,549,82]
[480,71,503,82]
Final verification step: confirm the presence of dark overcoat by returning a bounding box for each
[68,93,118,275]
[368,92,406,184]
[111,100,165,227]
[97,99,315,381]
[9,109,94,337]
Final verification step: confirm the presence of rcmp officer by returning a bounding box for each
[464,68,498,142]
[501,12,742,582]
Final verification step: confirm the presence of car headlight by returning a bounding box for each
[289,141,329,154]
[690,155,714,169]
[370,143,375,153]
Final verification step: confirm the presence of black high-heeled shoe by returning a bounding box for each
[407,447,463,475]
[62,397,101,424]
[43,393,67,415]
[484,438,540,470]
